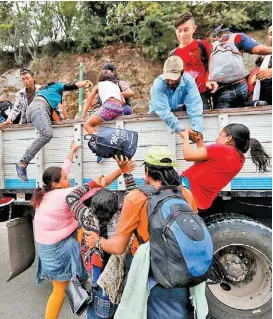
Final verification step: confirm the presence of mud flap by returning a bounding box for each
[6,215,35,282]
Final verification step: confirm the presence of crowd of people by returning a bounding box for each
[0,11,272,319]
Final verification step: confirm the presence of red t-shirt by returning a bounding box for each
[175,39,212,93]
[182,144,245,210]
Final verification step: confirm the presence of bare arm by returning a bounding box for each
[179,129,208,162]
[67,141,79,162]
[251,44,272,55]
[120,92,126,104]
[82,85,98,118]
[122,88,134,98]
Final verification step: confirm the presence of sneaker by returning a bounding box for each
[96,156,104,164]
[15,163,28,182]
[0,197,14,207]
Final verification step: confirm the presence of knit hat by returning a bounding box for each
[144,146,178,167]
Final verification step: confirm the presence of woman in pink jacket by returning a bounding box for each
[33,142,134,319]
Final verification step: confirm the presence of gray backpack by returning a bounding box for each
[209,33,247,83]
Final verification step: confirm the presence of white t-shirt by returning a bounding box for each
[98,81,122,105]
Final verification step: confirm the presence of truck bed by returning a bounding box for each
[0,106,271,193]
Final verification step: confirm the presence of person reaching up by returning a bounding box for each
[180,124,271,210]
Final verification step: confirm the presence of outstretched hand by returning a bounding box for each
[84,231,100,249]
[114,155,136,173]
[179,128,203,143]
[0,119,12,129]
[188,129,203,143]
[71,140,80,153]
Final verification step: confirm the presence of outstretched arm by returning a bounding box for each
[82,85,98,118]
[179,129,207,162]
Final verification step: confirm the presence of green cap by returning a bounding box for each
[144,146,178,167]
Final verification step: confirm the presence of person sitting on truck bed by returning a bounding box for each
[209,24,272,109]
[85,63,135,116]
[149,55,204,143]
[82,70,128,164]
[0,68,40,129]
[14,79,92,183]
[179,123,270,210]
[32,141,135,319]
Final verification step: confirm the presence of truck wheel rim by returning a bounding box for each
[208,244,272,310]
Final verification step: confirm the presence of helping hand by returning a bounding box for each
[84,231,100,249]
[0,119,12,129]
[114,155,136,173]
[188,128,203,143]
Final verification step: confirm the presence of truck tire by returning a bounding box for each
[205,214,272,319]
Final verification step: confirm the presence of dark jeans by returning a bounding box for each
[200,91,211,110]
[87,288,116,319]
[22,98,53,164]
[213,81,248,109]
[147,284,189,319]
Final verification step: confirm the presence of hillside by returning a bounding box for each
[0,29,268,118]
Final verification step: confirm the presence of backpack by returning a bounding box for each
[84,126,138,159]
[209,33,247,83]
[0,100,12,123]
[168,39,209,71]
[136,185,214,288]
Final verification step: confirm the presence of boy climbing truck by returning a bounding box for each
[0,106,272,319]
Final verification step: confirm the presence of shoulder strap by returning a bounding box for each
[168,48,178,57]
[138,185,158,197]
[228,33,237,43]
[197,39,209,71]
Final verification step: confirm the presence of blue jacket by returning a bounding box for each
[149,74,203,133]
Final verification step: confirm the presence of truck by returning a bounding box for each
[0,106,271,319]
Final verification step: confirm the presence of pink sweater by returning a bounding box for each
[34,159,97,245]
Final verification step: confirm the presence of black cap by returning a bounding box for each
[212,24,230,38]
[102,63,116,71]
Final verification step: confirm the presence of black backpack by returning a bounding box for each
[84,126,138,159]
[136,185,214,288]
[168,39,209,71]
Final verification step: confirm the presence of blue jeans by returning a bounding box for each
[213,81,248,109]
[87,288,117,319]
[22,98,53,164]
[147,284,189,319]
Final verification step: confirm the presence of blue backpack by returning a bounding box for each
[136,185,214,288]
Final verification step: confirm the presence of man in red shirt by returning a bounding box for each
[173,12,218,110]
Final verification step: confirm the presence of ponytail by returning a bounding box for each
[32,166,62,209]
[249,138,271,173]
[89,189,119,265]
[224,123,271,173]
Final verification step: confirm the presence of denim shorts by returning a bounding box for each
[87,288,117,319]
[36,231,85,285]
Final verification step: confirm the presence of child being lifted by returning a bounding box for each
[82,70,126,163]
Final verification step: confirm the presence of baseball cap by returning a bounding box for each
[212,24,230,38]
[102,63,116,71]
[144,146,178,168]
[163,56,184,81]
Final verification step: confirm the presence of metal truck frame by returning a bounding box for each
[0,106,272,319]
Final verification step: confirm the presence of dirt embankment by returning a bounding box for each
[0,30,269,118]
